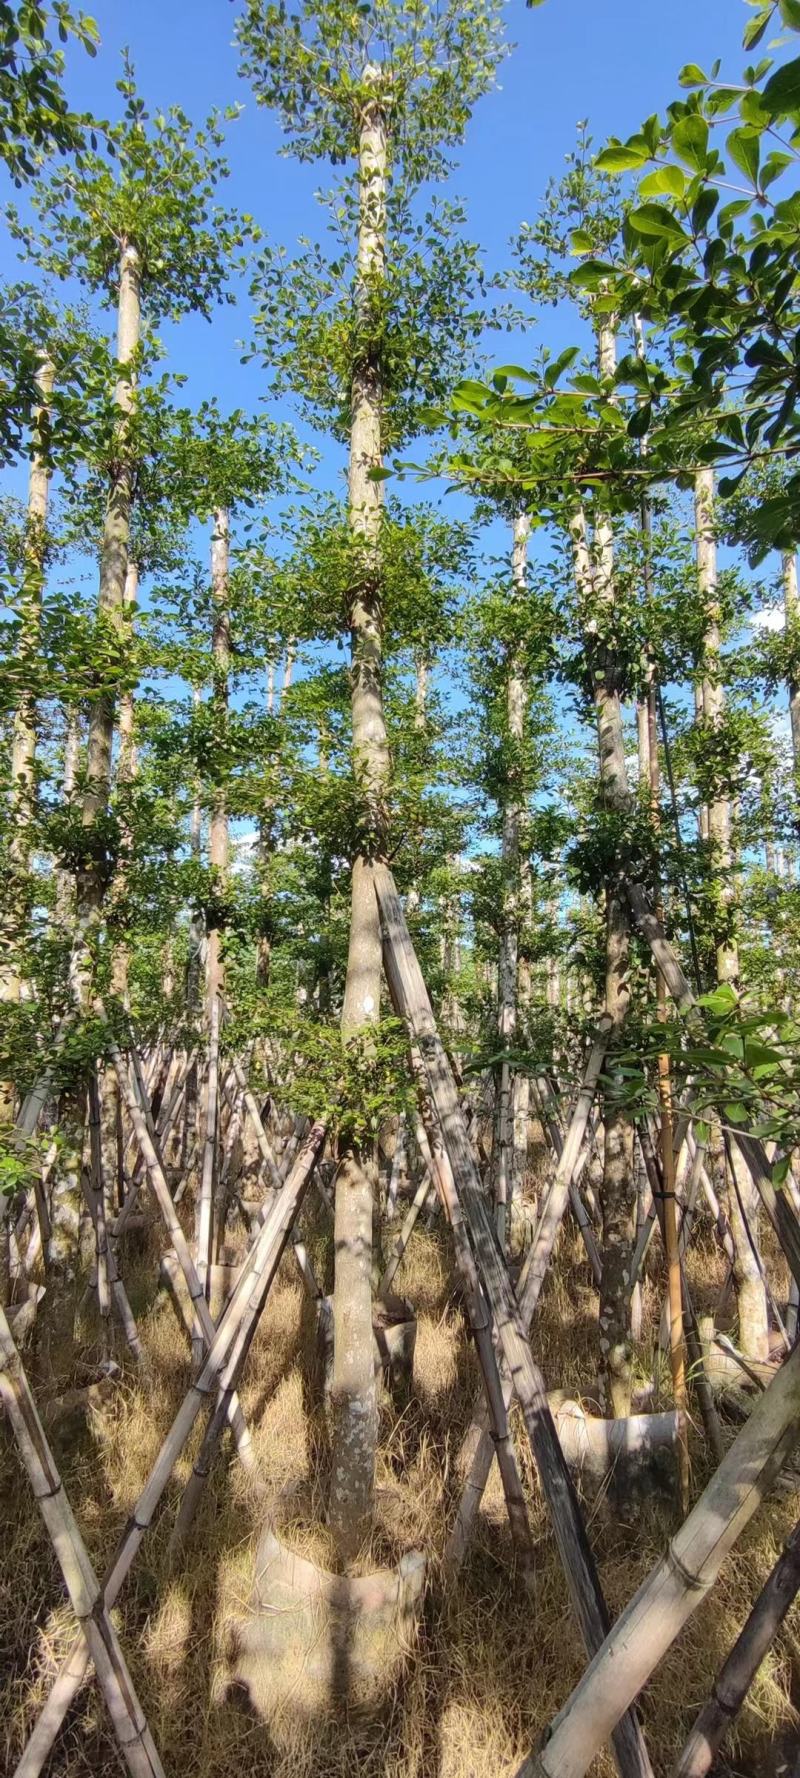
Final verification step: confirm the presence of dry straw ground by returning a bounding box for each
[2,1133,799,1778]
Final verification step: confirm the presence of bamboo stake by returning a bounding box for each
[411,1064,535,1582]
[171,1122,323,1550]
[14,1120,326,1778]
[672,1519,800,1778]
[626,884,800,1287]
[379,1164,433,1296]
[375,863,652,1778]
[194,993,220,1363]
[108,1036,256,1471]
[446,1036,608,1566]
[0,1306,164,1778]
[518,1342,800,1778]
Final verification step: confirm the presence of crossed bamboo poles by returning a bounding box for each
[4,862,800,1776]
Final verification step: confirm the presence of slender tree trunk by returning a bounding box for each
[696,468,768,1361]
[74,241,141,1006]
[0,359,54,1118]
[492,512,529,1247]
[109,560,139,1005]
[55,711,81,932]
[783,550,800,784]
[329,64,389,1561]
[571,324,636,1416]
[206,507,230,1019]
[5,358,54,984]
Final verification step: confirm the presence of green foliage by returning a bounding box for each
[8,56,246,321]
[236,0,505,175]
[0,0,98,184]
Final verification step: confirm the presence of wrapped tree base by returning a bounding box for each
[229,1529,426,1721]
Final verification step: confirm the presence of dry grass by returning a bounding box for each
[2,1151,799,1778]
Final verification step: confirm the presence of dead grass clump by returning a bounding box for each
[2,1182,799,1778]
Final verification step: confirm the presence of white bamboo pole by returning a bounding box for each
[518,1342,800,1778]
[0,1306,164,1778]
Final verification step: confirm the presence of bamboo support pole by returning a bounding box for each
[14,1120,326,1778]
[379,1164,433,1296]
[672,1518,800,1778]
[170,1121,324,1550]
[626,885,800,1286]
[446,1036,608,1566]
[411,1062,535,1582]
[375,863,652,1778]
[519,1342,800,1778]
[194,994,220,1362]
[107,1036,256,1471]
[0,1306,165,1778]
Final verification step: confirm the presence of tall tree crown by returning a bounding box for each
[236,0,506,174]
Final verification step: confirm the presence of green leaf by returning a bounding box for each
[595,142,650,173]
[743,3,776,49]
[779,0,800,27]
[627,401,652,437]
[772,1154,792,1186]
[569,228,595,255]
[727,125,762,184]
[679,63,708,88]
[639,164,687,198]
[763,55,800,114]
[672,114,711,170]
[698,983,739,1015]
[628,203,690,242]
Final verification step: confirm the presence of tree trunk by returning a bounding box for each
[783,550,800,783]
[74,240,141,1006]
[206,507,230,1018]
[109,559,139,1005]
[572,332,636,1418]
[329,64,389,1561]
[4,358,54,998]
[696,468,768,1361]
[55,711,81,933]
[0,358,54,1119]
[492,512,529,1246]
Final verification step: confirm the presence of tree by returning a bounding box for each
[238,0,504,1558]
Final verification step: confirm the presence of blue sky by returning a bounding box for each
[3,0,768,810]
[43,0,750,459]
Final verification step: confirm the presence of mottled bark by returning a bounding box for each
[784,550,800,784]
[4,359,54,992]
[206,507,230,1018]
[329,65,389,1560]
[492,512,529,1246]
[695,469,768,1361]
[571,332,636,1416]
[74,241,141,1006]
[0,359,54,1118]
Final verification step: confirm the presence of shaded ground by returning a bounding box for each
[2,1153,799,1778]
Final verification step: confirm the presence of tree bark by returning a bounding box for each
[74,240,141,1006]
[206,507,230,1017]
[329,64,389,1560]
[783,550,800,785]
[4,358,54,1001]
[0,358,54,1119]
[492,512,529,1246]
[696,468,768,1361]
[571,348,636,1417]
